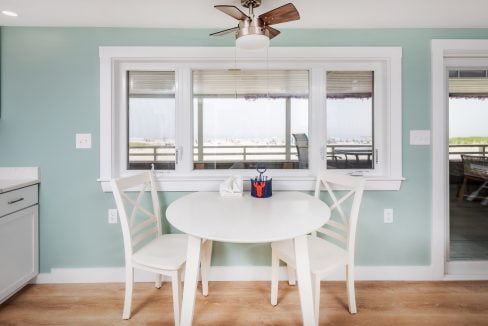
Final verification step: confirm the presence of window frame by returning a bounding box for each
[324,62,384,176]
[99,47,404,191]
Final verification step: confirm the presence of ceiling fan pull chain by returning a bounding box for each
[266,45,270,98]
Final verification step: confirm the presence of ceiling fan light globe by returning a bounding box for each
[236,34,269,50]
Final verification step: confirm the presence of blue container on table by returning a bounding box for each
[250,178,272,198]
[250,167,272,198]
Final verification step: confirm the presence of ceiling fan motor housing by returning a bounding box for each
[237,18,266,38]
[241,0,262,8]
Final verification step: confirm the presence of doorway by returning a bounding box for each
[446,59,488,265]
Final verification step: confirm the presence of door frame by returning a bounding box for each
[431,39,488,280]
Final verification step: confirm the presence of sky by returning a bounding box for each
[129,97,373,142]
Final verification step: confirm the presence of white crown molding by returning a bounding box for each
[2,0,488,28]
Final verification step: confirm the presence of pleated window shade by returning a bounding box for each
[128,71,176,96]
[326,71,374,99]
[448,70,488,98]
[192,69,309,97]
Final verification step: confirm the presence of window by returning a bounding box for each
[326,71,374,170]
[128,71,176,170]
[192,69,309,170]
[99,47,403,191]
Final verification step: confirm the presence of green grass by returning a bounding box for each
[449,137,488,145]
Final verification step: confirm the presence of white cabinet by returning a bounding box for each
[0,185,39,304]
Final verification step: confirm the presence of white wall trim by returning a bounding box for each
[431,39,488,279]
[99,46,402,60]
[446,261,488,277]
[33,265,447,284]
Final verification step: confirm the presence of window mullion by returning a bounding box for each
[117,65,128,176]
[175,67,193,174]
[309,67,327,175]
[373,64,386,176]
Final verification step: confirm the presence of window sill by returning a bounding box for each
[98,175,404,192]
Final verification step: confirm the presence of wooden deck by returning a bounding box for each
[1,281,488,325]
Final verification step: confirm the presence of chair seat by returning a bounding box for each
[132,234,188,271]
[272,235,348,274]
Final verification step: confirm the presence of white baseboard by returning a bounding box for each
[444,261,488,280]
[33,265,441,284]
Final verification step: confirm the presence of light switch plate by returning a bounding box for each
[76,133,92,149]
[410,130,430,145]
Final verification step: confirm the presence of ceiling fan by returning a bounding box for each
[210,0,300,50]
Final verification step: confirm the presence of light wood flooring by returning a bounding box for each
[1,281,488,325]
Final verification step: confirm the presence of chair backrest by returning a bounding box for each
[293,133,309,169]
[111,172,162,262]
[314,171,366,264]
[462,154,488,179]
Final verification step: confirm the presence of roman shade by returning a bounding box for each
[129,71,175,96]
[192,69,309,97]
[449,69,488,98]
[326,71,373,99]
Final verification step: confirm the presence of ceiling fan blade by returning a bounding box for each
[215,5,249,21]
[210,27,239,36]
[259,3,300,25]
[265,26,281,40]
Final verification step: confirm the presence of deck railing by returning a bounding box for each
[129,144,373,163]
[129,143,488,163]
[449,144,488,161]
[129,145,298,163]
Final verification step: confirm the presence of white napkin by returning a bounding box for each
[219,176,243,197]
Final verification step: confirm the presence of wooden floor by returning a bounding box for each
[1,281,488,325]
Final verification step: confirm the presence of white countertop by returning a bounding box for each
[0,179,40,194]
[0,167,40,193]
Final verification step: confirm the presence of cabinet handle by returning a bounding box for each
[8,197,24,205]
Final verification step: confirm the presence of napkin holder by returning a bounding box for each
[219,176,243,197]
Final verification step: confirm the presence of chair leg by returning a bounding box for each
[171,271,182,326]
[346,264,357,314]
[312,274,321,326]
[459,176,468,202]
[201,240,213,296]
[155,273,162,289]
[122,267,134,320]
[287,265,296,285]
[271,251,279,306]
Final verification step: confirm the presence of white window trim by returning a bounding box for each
[99,47,403,192]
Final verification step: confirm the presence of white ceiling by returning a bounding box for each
[1,0,488,28]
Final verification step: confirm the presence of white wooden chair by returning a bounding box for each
[270,171,366,325]
[111,172,211,325]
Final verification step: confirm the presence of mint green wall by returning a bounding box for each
[1,27,487,273]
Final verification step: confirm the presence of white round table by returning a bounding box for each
[166,191,330,326]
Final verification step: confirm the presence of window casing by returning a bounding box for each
[99,47,403,191]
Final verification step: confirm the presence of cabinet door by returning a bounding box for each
[0,205,38,303]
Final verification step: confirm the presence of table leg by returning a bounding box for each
[180,235,202,326]
[294,235,315,326]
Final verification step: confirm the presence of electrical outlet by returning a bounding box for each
[108,209,118,224]
[76,133,92,149]
[384,208,393,223]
